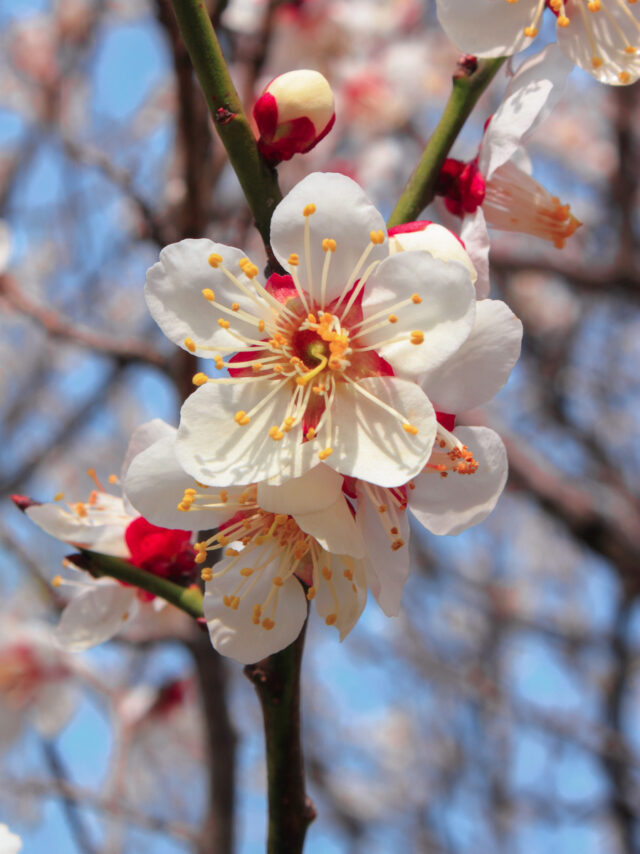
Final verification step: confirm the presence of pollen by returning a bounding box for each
[369,229,385,244]
[234,410,250,425]
[283,416,295,432]
[587,0,600,8]
[252,604,262,625]
[322,566,332,580]
[208,253,223,267]
[201,567,214,581]
[325,614,337,626]
[343,568,353,581]
[240,567,253,577]
[288,253,299,266]
[411,293,422,304]
[51,574,63,587]
[318,447,333,460]
[524,26,538,37]
[307,586,316,600]
[194,551,207,564]
[218,318,230,329]
[108,474,118,484]
[231,302,240,312]
[193,372,209,386]
[258,319,266,332]
[322,238,337,252]
[592,56,603,68]
[184,337,196,352]
[303,203,316,216]
[269,426,284,441]
[619,71,631,83]
[391,539,405,551]
[272,576,284,587]
[215,356,224,370]
[557,15,569,26]
[410,331,424,345]
[388,314,398,323]
[202,288,215,301]
[262,618,275,631]
[306,428,316,440]
[403,423,419,435]
[54,492,65,501]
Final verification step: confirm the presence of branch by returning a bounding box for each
[387,56,505,227]
[71,550,204,620]
[168,0,283,260]
[244,624,316,854]
[0,273,167,368]
[42,741,99,854]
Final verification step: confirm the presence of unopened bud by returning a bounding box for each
[253,69,335,163]
[388,220,478,287]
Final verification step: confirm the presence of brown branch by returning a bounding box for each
[187,634,237,854]
[0,273,168,368]
[244,624,316,854]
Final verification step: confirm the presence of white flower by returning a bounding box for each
[18,422,197,652]
[0,824,22,854]
[145,172,477,489]
[436,0,640,85]
[124,422,368,664]
[433,46,580,296]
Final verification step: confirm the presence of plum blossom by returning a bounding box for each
[432,46,580,296]
[253,69,336,162]
[0,824,22,854]
[0,620,77,749]
[145,171,479,489]
[15,424,197,652]
[124,421,368,664]
[436,0,640,85]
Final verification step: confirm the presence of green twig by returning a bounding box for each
[74,550,204,620]
[244,623,315,854]
[387,57,506,227]
[169,0,282,258]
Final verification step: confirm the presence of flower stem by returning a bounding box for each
[168,0,283,255]
[387,56,506,227]
[73,549,204,620]
[244,623,316,854]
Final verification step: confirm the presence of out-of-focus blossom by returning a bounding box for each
[436,0,640,85]
[125,422,368,664]
[254,69,335,162]
[434,46,580,295]
[0,621,77,748]
[0,824,22,853]
[145,171,479,489]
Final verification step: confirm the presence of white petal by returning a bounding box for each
[359,251,476,378]
[409,426,508,535]
[356,484,411,617]
[478,45,573,179]
[257,464,342,515]
[26,504,129,556]
[32,683,77,737]
[145,238,271,356]
[53,582,139,652]
[0,824,22,854]
[122,419,176,479]
[328,376,437,487]
[460,208,491,299]
[270,172,388,307]
[389,221,478,285]
[204,563,307,664]
[313,554,367,640]
[295,499,365,559]
[436,0,534,57]
[420,299,522,413]
[556,3,640,85]
[124,434,239,530]
[176,380,317,486]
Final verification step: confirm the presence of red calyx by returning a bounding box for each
[436,158,486,218]
[124,517,197,583]
[436,411,456,432]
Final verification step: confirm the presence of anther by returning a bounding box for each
[307,586,316,600]
[306,428,316,440]
[262,618,275,630]
[54,492,64,501]
[288,253,299,266]
[258,319,266,332]
[369,229,385,244]
[411,293,422,304]
[201,568,214,581]
[193,372,209,386]
[52,575,63,587]
[184,337,196,353]
[240,568,253,577]
[218,318,230,329]
[318,447,333,460]
[235,410,251,425]
[303,204,316,216]
[269,426,284,441]
[208,253,223,267]
[322,566,332,580]
[388,314,398,323]
[325,614,337,626]
[410,331,424,345]
[272,576,284,587]
[403,423,419,435]
[202,288,215,301]
[322,238,337,252]
[391,539,405,551]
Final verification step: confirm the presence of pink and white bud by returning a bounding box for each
[253,69,335,163]
[388,220,478,288]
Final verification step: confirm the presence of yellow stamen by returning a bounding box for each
[208,253,222,267]
[202,288,215,301]
[193,372,209,386]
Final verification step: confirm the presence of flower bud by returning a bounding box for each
[253,69,335,163]
[388,220,478,287]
